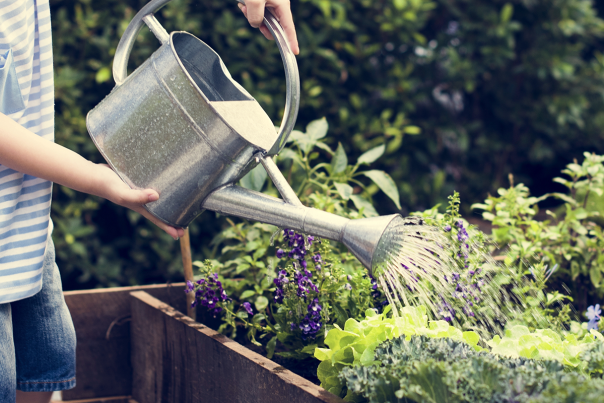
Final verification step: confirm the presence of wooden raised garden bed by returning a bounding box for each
[55,284,343,403]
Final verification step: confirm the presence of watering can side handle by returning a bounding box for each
[114,0,299,151]
[236,0,300,156]
[113,0,173,86]
[261,6,301,156]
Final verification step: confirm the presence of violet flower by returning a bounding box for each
[188,272,230,316]
[242,302,254,316]
[587,304,601,331]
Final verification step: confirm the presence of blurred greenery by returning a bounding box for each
[49,0,604,290]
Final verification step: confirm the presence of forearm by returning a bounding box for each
[0,112,106,197]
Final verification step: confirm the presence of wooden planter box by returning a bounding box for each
[57,284,343,403]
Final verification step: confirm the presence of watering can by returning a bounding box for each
[86,0,403,276]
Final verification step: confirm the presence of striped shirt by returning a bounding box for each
[0,0,54,303]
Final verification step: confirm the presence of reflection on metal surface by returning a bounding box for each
[202,185,400,274]
[88,0,299,228]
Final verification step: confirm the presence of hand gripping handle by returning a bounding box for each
[112,0,300,156]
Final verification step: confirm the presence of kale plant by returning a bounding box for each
[340,335,604,403]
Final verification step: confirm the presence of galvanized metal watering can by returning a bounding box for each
[87,0,402,275]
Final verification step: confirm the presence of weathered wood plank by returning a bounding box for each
[62,284,186,401]
[53,396,136,403]
[130,291,344,403]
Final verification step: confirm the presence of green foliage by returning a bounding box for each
[190,118,400,357]
[49,0,604,289]
[340,335,604,403]
[314,305,481,397]
[487,324,603,369]
[277,118,403,216]
[473,152,604,312]
[211,232,377,359]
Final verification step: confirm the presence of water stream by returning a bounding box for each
[372,216,530,337]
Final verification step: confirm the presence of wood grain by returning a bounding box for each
[179,228,196,319]
[62,284,186,401]
[130,291,344,403]
[55,396,136,403]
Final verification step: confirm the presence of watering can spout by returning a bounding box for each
[201,184,400,276]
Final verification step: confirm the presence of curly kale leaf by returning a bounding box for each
[339,336,586,403]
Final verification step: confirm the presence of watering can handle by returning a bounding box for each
[112,0,300,156]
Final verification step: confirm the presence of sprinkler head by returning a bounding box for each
[341,214,402,277]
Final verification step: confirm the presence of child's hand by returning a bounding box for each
[237,0,299,55]
[95,164,185,240]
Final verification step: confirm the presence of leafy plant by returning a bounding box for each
[340,335,604,403]
[212,230,377,359]
[314,305,481,397]
[242,118,403,217]
[472,152,604,312]
[486,324,603,370]
[188,118,402,357]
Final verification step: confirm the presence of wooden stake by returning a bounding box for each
[180,228,196,319]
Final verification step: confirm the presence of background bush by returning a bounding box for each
[48,0,604,290]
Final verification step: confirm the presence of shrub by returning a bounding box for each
[49,0,604,288]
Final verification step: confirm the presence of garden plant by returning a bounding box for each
[49,0,604,290]
[184,118,604,402]
[45,0,604,400]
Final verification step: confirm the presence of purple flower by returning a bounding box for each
[289,247,305,260]
[190,272,230,316]
[276,249,285,258]
[344,283,352,291]
[293,270,318,299]
[185,280,194,293]
[283,229,294,240]
[312,253,322,263]
[308,298,322,316]
[587,304,601,321]
[242,302,254,315]
[587,304,601,330]
[588,319,599,331]
[273,270,289,304]
[444,225,452,232]
[275,287,285,304]
[296,299,323,340]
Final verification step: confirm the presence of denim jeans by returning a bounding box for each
[0,237,76,402]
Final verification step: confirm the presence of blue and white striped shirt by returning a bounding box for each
[0,0,54,303]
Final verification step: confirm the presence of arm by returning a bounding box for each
[238,0,299,55]
[0,113,184,240]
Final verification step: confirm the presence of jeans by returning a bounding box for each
[0,237,76,402]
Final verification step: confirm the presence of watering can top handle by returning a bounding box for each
[112,0,299,156]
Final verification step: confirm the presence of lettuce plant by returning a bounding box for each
[314,305,480,397]
[487,324,604,370]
